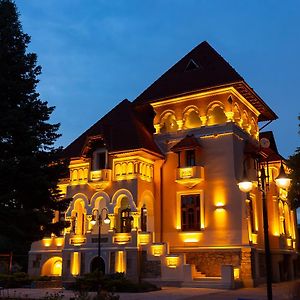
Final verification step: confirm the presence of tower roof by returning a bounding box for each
[134,41,277,122]
[171,134,201,152]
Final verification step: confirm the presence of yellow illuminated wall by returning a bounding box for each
[115,251,125,273]
[71,252,80,276]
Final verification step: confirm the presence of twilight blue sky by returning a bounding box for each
[16,0,299,157]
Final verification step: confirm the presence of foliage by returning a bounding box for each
[74,272,159,293]
[287,115,300,208]
[0,272,32,288]
[0,0,69,259]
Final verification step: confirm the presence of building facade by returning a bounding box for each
[28,41,298,287]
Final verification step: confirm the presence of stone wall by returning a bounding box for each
[186,250,241,277]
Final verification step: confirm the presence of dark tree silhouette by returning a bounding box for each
[287,115,300,209]
[0,0,69,264]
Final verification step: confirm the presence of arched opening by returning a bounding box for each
[160,112,178,133]
[41,257,62,276]
[140,191,155,232]
[141,204,147,232]
[71,199,86,235]
[119,197,133,233]
[90,256,105,274]
[241,111,249,131]
[207,105,227,126]
[183,108,202,129]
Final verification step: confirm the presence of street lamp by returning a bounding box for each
[91,207,110,273]
[238,160,290,300]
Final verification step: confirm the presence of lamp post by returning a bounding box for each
[90,207,110,273]
[238,161,291,300]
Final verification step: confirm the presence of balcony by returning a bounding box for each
[175,166,204,188]
[89,169,112,190]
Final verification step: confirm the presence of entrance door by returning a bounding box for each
[90,256,105,274]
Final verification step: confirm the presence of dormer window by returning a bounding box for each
[92,149,107,170]
[171,134,201,168]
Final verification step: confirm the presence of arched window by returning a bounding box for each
[160,112,178,133]
[250,118,257,136]
[183,108,202,129]
[121,206,133,233]
[241,111,249,130]
[284,203,291,236]
[118,196,133,233]
[115,164,121,176]
[127,162,134,174]
[207,105,227,126]
[71,200,86,236]
[72,169,78,182]
[279,200,285,234]
[233,104,241,124]
[121,163,126,175]
[141,204,147,232]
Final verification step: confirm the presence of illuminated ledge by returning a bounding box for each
[113,233,131,245]
[70,236,86,246]
[138,232,151,245]
[166,255,180,268]
[89,169,112,190]
[175,166,204,188]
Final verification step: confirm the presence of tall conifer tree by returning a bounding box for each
[288,115,300,208]
[0,0,68,262]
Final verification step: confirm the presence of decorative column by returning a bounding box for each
[154,124,160,134]
[200,116,207,126]
[225,111,234,122]
[131,212,140,230]
[176,120,183,130]
[108,214,116,231]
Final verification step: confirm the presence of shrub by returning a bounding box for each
[74,272,159,293]
[0,272,32,288]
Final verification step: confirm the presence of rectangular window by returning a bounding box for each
[181,194,200,231]
[93,151,106,170]
[186,150,195,166]
[98,152,106,169]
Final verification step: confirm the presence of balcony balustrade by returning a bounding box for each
[175,165,204,188]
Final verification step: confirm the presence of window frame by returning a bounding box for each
[92,148,108,171]
[176,190,204,231]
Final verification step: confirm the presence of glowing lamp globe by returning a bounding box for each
[103,215,111,225]
[275,177,291,189]
[275,164,291,189]
[238,180,253,193]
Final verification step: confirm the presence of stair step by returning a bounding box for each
[182,279,227,289]
[193,276,222,281]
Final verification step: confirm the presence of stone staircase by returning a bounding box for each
[182,276,226,289]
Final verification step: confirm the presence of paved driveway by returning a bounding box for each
[0,280,299,300]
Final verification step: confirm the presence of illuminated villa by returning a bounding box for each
[28,41,298,288]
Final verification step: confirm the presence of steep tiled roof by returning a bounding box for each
[134,41,277,122]
[63,99,162,159]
